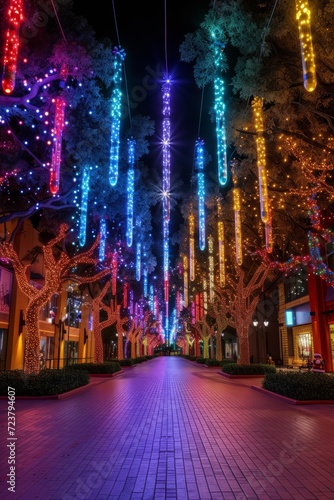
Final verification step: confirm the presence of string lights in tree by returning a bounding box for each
[78,167,90,247]
[295,0,317,92]
[49,97,65,195]
[252,97,269,223]
[212,32,228,186]
[126,138,135,247]
[196,138,206,250]
[109,46,125,187]
[1,0,24,94]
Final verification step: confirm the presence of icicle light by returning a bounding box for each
[111,253,118,296]
[109,47,125,186]
[189,213,195,282]
[208,235,214,302]
[217,200,225,287]
[212,34,228,185]
[99,218,106,262]
[183,254,189,308]
[196,138,206,250]
[126,138,135,247]
[136,242,141,281]
[265,206,273,253]
[252,97,269,223]
[1,0,23,94]
[50,97,65,195]
[295,0,317,92]
[78,168,90,247]
[233,187,242,266]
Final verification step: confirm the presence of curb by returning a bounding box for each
[217,371,264,379]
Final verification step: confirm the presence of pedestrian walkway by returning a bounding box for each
[1,356,334,500]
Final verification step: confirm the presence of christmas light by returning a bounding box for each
[183,254,189,308]
[189,212,195,281]
[217,200,225,287]
[196,138,206,250]
[252,97,269,223]
[2,0,24,94]
[212,34,228,185]
[265,206,273,253]
[296,0,317,92]
[78,168,90,247]
[49,97,65,195]
[136,242,141,281]
[208,235,214,302]
[99,218,106,262]
[111,252,118,296]
[126,138,135,247]
[162,75,171,318]
[233,187,242,265]
[109,47,125,186]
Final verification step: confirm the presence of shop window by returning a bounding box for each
[298,333,311,360]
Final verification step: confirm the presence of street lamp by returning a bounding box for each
[252,318,269,363]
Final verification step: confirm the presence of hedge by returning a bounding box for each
[262,371,334,400]
[222,363,277,375]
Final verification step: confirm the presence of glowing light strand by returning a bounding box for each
[126,138,136,247]
[1,0,23,94]
[50,97,65,195]
[252,97,269,223]
[217,200,225,287]
[208,235,214,302]
[78,168,90,247]
[162,76,171,307]
[136,242,141,281]
[295,0,317,92]
[196,139,206,251]
[233,187,242,266]
[109,47,126,187]
[212,34,228,185]
[189,213,195,282]
[99,218,106,262]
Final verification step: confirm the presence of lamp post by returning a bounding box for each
[253,318,269,363]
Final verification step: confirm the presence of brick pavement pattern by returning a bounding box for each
[1,356,334,499]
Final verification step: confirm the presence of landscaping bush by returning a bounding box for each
[262,371,334,400]
[222,363,276,375]
[117,358,135,366]
[65,362,121,374]
[204,359,222,367]
[180,355,197,361]
[0,369,89,396]
[221,358,237,366]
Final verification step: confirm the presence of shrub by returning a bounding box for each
[180,355,197,361]
[204,359,222,367]
[222,363,276,375]
[66,362,121,374]
[221,358,237,366]
[117,358,135,366]
[0,369,89,396]
[263,371,334,400]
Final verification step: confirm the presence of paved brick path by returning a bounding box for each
[1,356,334,499]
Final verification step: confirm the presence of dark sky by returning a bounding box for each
[73,1,213,182]
[73,1,214,264]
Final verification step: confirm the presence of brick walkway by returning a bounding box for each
[1,356,334,500]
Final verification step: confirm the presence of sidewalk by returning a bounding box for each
[1,356,334,499]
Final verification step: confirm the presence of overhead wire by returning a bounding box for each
[50,0,67,42]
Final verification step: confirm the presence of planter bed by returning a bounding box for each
[251,385,334,405]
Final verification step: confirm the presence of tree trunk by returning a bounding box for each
[238,328,250,365]
[202,336,209,359]
[24,302,42,374]
[131,339,136,359]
